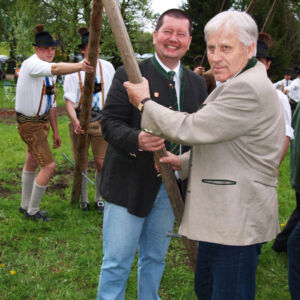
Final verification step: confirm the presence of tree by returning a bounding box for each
[181,0,300,80]
[0,0,157,71]
[101,0,157,67]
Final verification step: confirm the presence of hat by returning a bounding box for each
[284,69,292,75]
[77,26,102,49]
[256,40,274,60]
[32,24,61,47]
[78,27,89,49]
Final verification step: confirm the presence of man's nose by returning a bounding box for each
[169,32,178,42]
[210,50,222,63]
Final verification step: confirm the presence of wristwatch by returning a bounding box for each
[137,97,152,113]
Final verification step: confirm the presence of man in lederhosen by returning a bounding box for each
[16,24,93,221]
[63,27,115,212]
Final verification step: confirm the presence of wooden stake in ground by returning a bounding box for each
[71,0,103,204]
[102,0,198,271]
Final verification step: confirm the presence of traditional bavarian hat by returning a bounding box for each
[256,32,274,61]
[32,24,61,47]
[284,69,292,75]
[78,27,89,49]
[77,26,103,49]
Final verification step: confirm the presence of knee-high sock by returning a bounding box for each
[81,170,89,203]
[27,180,47,215]
[21,169,36,210]
[94,171,102,202]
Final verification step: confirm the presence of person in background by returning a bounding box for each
[15,24,93,221]
[97,9,207,300]
[273,68,300,253]
[284,68,300,114]
[124,10,286,300]
[255,32,293,167]
[274,69,292,91]
[63,27,115,212]
[287,101,300,299]
[193,55,205,75]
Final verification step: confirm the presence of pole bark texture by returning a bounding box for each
[71,0,103,204]
[261,0,280,32]
[102,0,198,271]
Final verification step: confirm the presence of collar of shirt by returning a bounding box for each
[154,53,181,98]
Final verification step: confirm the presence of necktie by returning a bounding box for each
[168,71,180,155]
[168,71,178,111]
[45,77,52,113]
[92,77,100,112]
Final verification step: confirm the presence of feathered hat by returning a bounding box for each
[256,32,274,60]
[32,24,61,47]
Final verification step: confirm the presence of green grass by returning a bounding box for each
[0,111,295,299]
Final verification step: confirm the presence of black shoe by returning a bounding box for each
[95,200,104,213]
[20,207,47,215]
[26,211,51,222]
[80,202,90,211]
[19,207,26,214]
[272,239,287,252]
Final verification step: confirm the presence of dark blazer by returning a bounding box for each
[100,57,207,217]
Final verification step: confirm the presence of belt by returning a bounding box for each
[16,111,50,124]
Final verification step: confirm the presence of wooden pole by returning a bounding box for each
[71,0,103,204]
[246,0,258,13]
[261,0,280,32]
[102,0,198,271]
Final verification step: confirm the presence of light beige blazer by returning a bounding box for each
[142,62,286,245]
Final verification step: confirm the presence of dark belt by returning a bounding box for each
[16,111,50,124]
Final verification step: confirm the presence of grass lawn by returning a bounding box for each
[0,101,295,299]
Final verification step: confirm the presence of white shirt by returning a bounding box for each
[273,78,292,90]
[15,54,56,116]
[285,77,300,103]
[154,53,183,160]
[155,53,181,109]
[277,90,294,139]
[63,58,115,110]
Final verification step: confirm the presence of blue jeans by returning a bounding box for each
[97,184,174,300]
[194,241,262,300]
[288,219,300,300]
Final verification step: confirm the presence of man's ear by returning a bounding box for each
[153,30,157,46]
[248,42,256,59]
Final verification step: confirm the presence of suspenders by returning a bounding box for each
[37,78,56,116]
[77,60,104,111]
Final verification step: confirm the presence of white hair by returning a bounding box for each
[204,11,258,48]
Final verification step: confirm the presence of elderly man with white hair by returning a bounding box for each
[124,10,286,300]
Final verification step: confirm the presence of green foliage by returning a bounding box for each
[0,0,157,69]
[181,0,300,79]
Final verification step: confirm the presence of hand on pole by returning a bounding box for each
[138,131,165,152]
[159,151,181,171]
[123,77,150,108]
[81,59,94,73]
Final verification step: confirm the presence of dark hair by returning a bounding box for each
[155,9,192,36]
[193,55,203,68]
